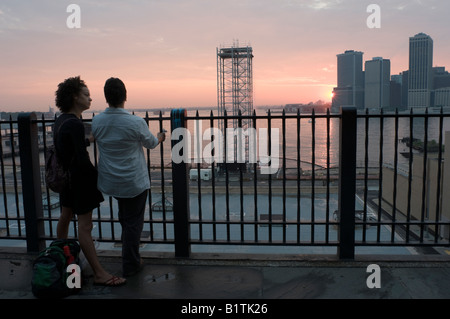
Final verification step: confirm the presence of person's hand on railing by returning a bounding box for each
[157,130,166,143]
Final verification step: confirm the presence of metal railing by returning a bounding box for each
[1,107,450,259]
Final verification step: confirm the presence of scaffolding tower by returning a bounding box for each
[217,42,254,169]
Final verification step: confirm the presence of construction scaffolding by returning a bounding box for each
[217,42,254,169]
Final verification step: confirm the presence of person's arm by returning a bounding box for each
[86,134,95,146]
[139,119,164,149]
[70,120,95,169]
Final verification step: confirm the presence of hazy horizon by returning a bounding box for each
[1,0,449,112]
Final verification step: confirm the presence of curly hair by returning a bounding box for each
[104,77,127,107]
[55,76,87,112]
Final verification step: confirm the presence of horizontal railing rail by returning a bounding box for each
[0,107,449,259]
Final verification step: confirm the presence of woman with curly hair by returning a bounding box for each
[54,76,126,286]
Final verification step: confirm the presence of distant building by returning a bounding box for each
[331,87,354,112]
[401,71,409,108]
[283,102,330,113]
[365,57,391,110]
[390,75,403,110]
[332,50,365,111]
[408,33,433,109]
[434,88,450,107]
[433,67,450,90]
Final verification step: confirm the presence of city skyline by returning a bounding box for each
[1,1,450,112]
[332,32,450,111]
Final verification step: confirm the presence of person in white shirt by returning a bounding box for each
[92,77,166,277]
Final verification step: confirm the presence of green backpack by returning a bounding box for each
[31,239,81,298]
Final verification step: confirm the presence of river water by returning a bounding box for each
[132,109,450,172]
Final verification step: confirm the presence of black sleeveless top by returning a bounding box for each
[53,113,104,214]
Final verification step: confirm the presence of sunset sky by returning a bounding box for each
[1,0,449,112]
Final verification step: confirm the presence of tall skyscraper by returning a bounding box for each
[364,57,391,109]
[408,33,433,109]
[332,50,365,111]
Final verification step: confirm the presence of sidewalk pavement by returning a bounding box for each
[1,247,450,301]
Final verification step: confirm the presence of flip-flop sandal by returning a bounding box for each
[94,275,127,287]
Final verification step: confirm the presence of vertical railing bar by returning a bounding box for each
[108,196,114,241]
[0,124,10,236]
[420,109,429,242]
[267,110,273,243]
[391,109,399,243]
[159,111,168,241]
[55,114,60,237]
[195,111,203,242]
[362,109,369,242]
[325,109,331,243]
[145,112,154,242]
[311,109,316,243]
[434,107,444,243]
[282,110,287,243]
[210,111,217,242]
[171,108,190,258]
[18,112,45,252]
[224,110,230,242]
[56,113,62,237]
[40,115,53,237]
[9,116,22,236]
[238,110,244,243]
[338,107,356,260]
[376,109,384,242]
[253,110,258,243]
[296,109,301,244]
[17,113,46,252]
[406,109,414,242]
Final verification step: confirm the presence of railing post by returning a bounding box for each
[338,106,357,259]
[171,109,191,258]
[18,112,46,253]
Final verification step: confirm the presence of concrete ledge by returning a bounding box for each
[2,246,450,266]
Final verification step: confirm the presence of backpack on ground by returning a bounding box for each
[31,239,81,298]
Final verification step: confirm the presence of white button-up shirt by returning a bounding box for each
[92,107,159,198]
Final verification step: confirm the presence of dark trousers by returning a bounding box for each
[116,190,148,276]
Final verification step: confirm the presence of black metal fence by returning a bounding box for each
[1,107,450,259]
